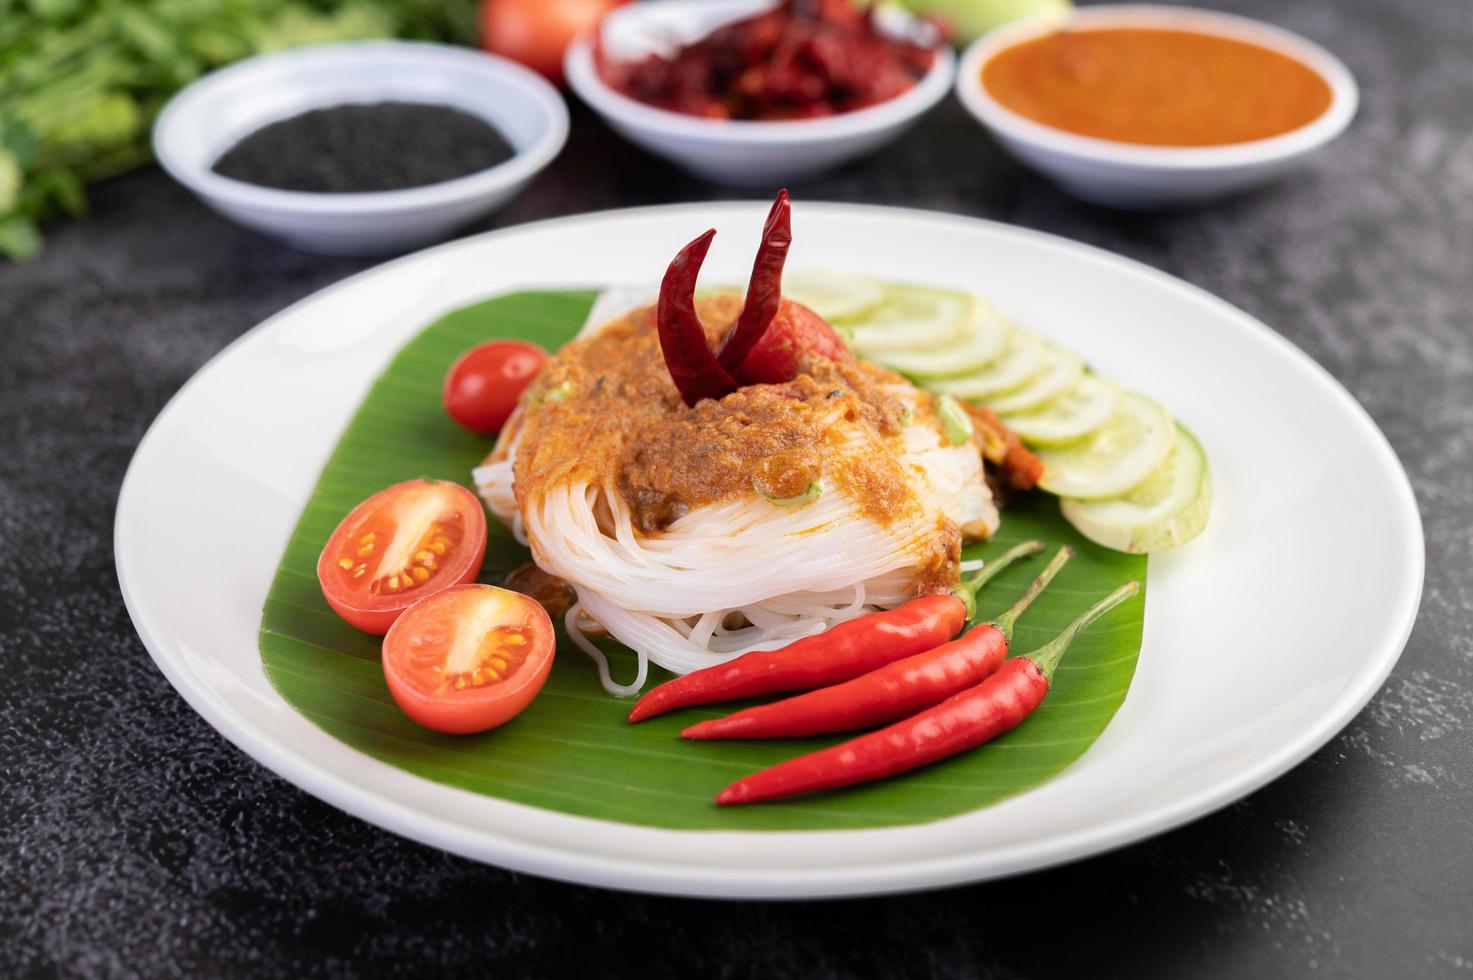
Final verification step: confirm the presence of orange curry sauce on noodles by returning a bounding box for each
[982,27,1333,147]
[494,293,962,591]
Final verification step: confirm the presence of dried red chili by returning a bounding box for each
[597,0,942,122]
[656,190,858,403]
[717,189,792,373]
[656,227,740,407]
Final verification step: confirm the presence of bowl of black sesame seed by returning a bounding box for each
[153,41,569,256]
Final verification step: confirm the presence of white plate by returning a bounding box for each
[116,203,1423,898]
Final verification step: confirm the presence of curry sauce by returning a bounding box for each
[982,27,1332,147]
[502,294,933,540]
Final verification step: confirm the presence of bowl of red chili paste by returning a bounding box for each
[565,0,954,186]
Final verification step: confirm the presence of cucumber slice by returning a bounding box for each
[1061,425,1212,553]
[986,346,1084,414]
[1035,392,1174,499]
[783,270,886,323]
[860,299,1012,378]
[999,375,1121,445]
[845,285,974,352]
[923,332,1047,401]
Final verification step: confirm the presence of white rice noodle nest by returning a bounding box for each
[474,388,995,697]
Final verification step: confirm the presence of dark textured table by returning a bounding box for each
[4,1,1471,976]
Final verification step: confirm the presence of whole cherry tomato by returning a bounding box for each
[442,339,548,436]
[479,0,630,85]
[735,299,852,385]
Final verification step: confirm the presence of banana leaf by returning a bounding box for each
[259,290,1146,831]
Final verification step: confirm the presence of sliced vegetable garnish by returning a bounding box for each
[757,477,824,507]
[845,284,975,353]
[867,300,1012,379]
[316,479,488,635]
[998,374,1121,445]
[782,270,886,323]
[382,584,555,734]
[937,394,974,446]
[925,331,1047,401]
[542,379,576,403]
[986,346,1085,414]
[1035,392,1174,499]
[751,454,824,506]
[1061,424,1212,553]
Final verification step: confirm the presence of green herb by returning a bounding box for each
[0,0,477,259]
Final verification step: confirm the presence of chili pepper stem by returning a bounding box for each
[991,546,1073,643]
[952,540,1044,622]
[1030,581,1141,683]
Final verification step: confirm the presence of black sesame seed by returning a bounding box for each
[211,102,516,194]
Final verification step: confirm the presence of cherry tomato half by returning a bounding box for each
[317,479,487,635]
[442,339,548,436]
[383,584,556,734]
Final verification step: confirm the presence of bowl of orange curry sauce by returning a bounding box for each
[954,5,1357,208]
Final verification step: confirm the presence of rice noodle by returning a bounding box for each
[476,382,996,695]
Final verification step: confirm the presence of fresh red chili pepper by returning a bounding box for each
[626,539,1044,724]
[656,227,740,407]
[683,546,1073,740]
[715,580,1140,805]
[717,189,792,374]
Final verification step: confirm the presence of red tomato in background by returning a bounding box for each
[734,299,853,385]
[383,584,556,734]
[443,339,548,436]
[479,0,630,85]
[316,479,487,635]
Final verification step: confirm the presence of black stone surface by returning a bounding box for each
[3,1,1471,976]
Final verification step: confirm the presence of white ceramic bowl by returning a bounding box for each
[153,41,569,255]
[564,0,955,186]
[955,5,1358,209]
